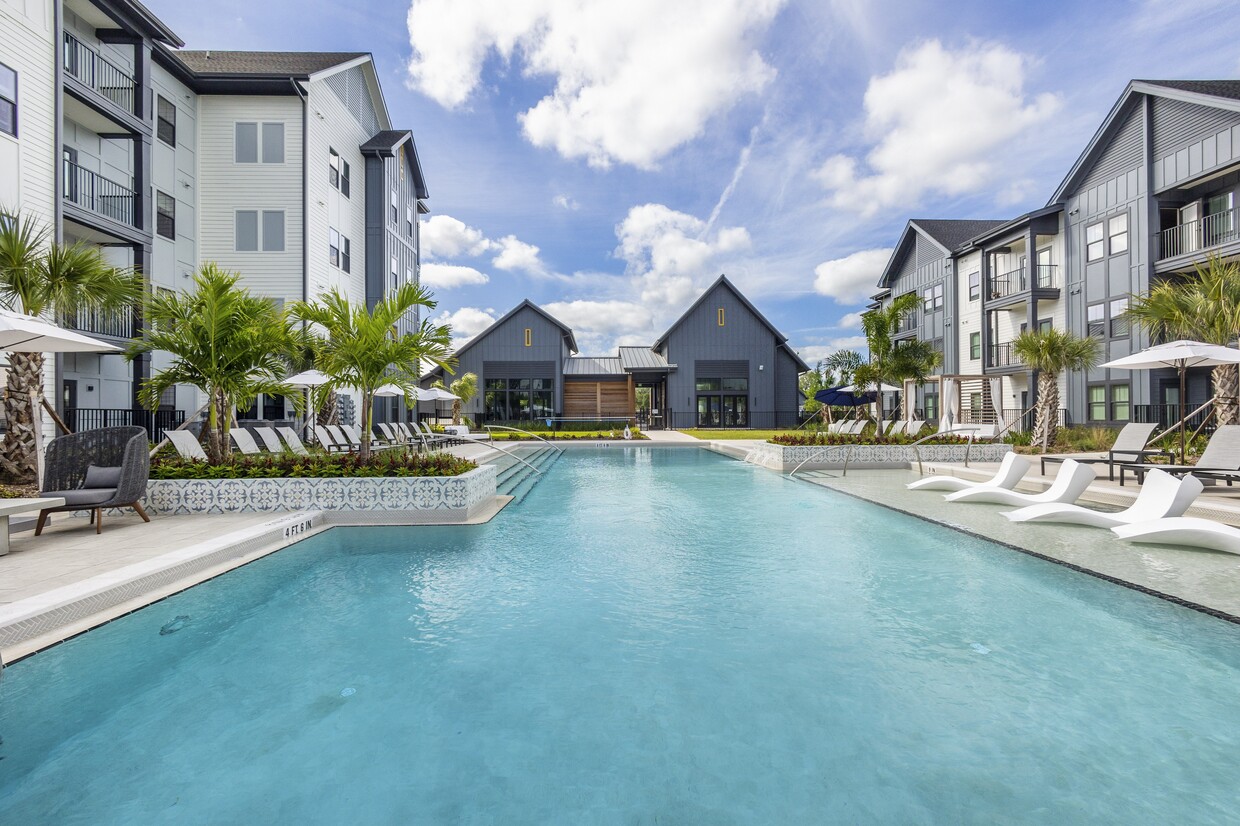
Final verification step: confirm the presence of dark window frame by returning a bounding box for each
[1085,221,1105,262]
[1108,212,1129,255]
[155,190,175,239]
[1109,297,1130,338]
[329,227,340,267]
[156,95,176,146]
[1086,302,1105,337]
[969,331,981,360]
[0,62,16,138]
[968,271,981,301]
[341,236,351,273]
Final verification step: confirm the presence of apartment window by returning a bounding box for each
[341,236,350,273]
[390,190,398,224]
[405,206,413,237]
[1086,222,1105,262]
[1111,384,1131,421]
[155,191,175,239]
[329,228,340,267]
[1108,213,1129,255]
[1109,297,1130,338]
[340,158,350,197]
[922,283,944,311]
[329,149,340,187]
[390,256,398,281]
[968,272,981,301]
[1087,303,1105,337]
[156,95,176,146]
[524,328,532,347]
[236,122,284,163]
[0,63,15,138]
[406,267,413,284]
[970,332,981,360]
[718,307,725,326]
[1087,386,1107,421]
[235,210,284,251]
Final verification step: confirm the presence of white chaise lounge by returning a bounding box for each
[944,458,1096,507]
[1112,517,1240,555]
[166,430,208,461]
[907,452,1031,492]
[1002,469,1203,528]
[230,428,264,455]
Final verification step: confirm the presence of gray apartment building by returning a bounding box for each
[872,79,1240,429]
[423,276,808,429]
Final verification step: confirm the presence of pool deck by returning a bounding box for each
[7,442,1240,661]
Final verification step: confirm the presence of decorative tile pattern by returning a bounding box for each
[744,442,1012,470]
[144,465,498,516]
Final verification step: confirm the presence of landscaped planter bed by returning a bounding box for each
[744,441,1012,471]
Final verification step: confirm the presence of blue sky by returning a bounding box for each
[147,0,1240,362]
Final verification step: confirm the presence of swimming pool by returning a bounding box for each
[2,448,1239,823]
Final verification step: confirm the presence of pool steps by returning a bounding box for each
[488,445,561,502]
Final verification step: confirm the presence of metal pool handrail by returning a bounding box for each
[466,438,548,476]
[788,428,989,480]
[484,425,564,454]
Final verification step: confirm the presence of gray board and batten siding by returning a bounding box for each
[656,277,808,422]
[362,130,424,336]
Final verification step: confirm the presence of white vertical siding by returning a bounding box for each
[197,95,303,302]
[954,250,983,376]
[306,78,368,306]
[0,0,55,227]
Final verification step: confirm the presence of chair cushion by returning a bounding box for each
[39,488,118,506]
[84,465,123,489]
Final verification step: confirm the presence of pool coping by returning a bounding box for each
[793,472,1240,627]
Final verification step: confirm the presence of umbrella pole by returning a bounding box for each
[1179,364,1187,465]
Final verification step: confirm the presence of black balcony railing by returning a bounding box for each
[63,159,136,227]
[987,264,1057,300]
[1133,403,1215,434]
[1157,207,1239,260]
[957,407,1068,430]
[59,306,135,339]
[63,32,137,115]
[988,342,1022,368]
[63,408,185,441]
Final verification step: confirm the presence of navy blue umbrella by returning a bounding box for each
[814,386,876,407]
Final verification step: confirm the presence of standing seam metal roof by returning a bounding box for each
[617,347,671,371]
[564,357,625,376]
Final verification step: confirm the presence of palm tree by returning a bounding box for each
[0,211,143,483]
[823,349,863,387]
[433,371,477,425]
[293,283,454,460]
[854,293,941,425]
[1125,254,1240,426]
[128,264,303,464]
[1011,328,1101,451]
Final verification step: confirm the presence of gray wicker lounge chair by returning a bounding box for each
[35,426,150,536]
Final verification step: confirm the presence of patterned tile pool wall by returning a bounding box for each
[743,442,1013,471]
[145,465,498,517]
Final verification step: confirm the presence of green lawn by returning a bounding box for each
[679,429,809,441]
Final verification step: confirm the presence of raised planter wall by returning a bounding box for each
[144,464,498,521]
[743,442,1012,472]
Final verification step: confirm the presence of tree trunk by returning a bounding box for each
[0,351,44,485]
[317,392,339,427]
[359,393,372,461]
[1034,371,1060,452]
[1213,364,1239,426]
[202,387,226,464]
[452,399,461,426]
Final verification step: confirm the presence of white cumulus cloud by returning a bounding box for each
[552,194,579,210]
[406,0,784,168]
[837,311,864,329]
[813,248,892,304]
[491,235,548,277]
[815,39,1060,216]
[543,300,652,338]
[420,215,491,259]
[420,263,490,290]
[433,306,499,349]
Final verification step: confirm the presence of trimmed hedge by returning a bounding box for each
[151,451,476,479]
[770,432,970,447]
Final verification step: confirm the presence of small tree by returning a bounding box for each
[1011,328,1101,451]
[823,349,863,387]
[799,361,838,421]
[293,283,454,460]
[433,372,477,425]
[128,265,303,464]
[0,211,143,483]
[855,294,941,425]
[1125,254,1240,426]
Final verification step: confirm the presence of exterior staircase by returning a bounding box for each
[485,444,561,503]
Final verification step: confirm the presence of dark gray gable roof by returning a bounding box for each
[1050,79,1240,203]
[174,51,368,78]
[911,219,1007,252]
[421,300,577,381]
[653,275,810,371]
[618,346,671,371]
[564,357,624,376]
[115,0,184,47]
[360,130,429,200]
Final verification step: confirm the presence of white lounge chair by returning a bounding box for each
[253,426,285,453]
[907,452,1031,492]
[887,421,906,437]
[945,458,1097,506]
[166,430,208,462]
[826,421,845,434]
[1040,422,1168,480]
[905,420,926,438]
[276,426,310,455]
[1002,469,1204,528]
[230,428,264,455]
[315,425,347,453]
[1112,517,1240,555]
[377,422,404,445]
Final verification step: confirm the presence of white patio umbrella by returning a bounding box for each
[1102,340,1240,463]
[417,387,459,401]
[374,383,410,397]
[0,309,121,353]
[285,369,334,387]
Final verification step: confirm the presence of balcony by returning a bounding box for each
[63,160,136,229]
[893,312,917,339]
[59,306,136,340]
[1157,207,1238,261]
[988,342,1023,369]
[63,32,137,117]
[986,264,1057,301]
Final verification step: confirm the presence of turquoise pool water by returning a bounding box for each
[2,449,1240,823]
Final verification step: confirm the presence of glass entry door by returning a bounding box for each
[722,395,748,427]
[696,395,721,427]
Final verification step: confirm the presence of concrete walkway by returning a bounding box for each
[643,430,702,443]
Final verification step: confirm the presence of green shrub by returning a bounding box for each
[151,451,476,480]
[770,431,969,447]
